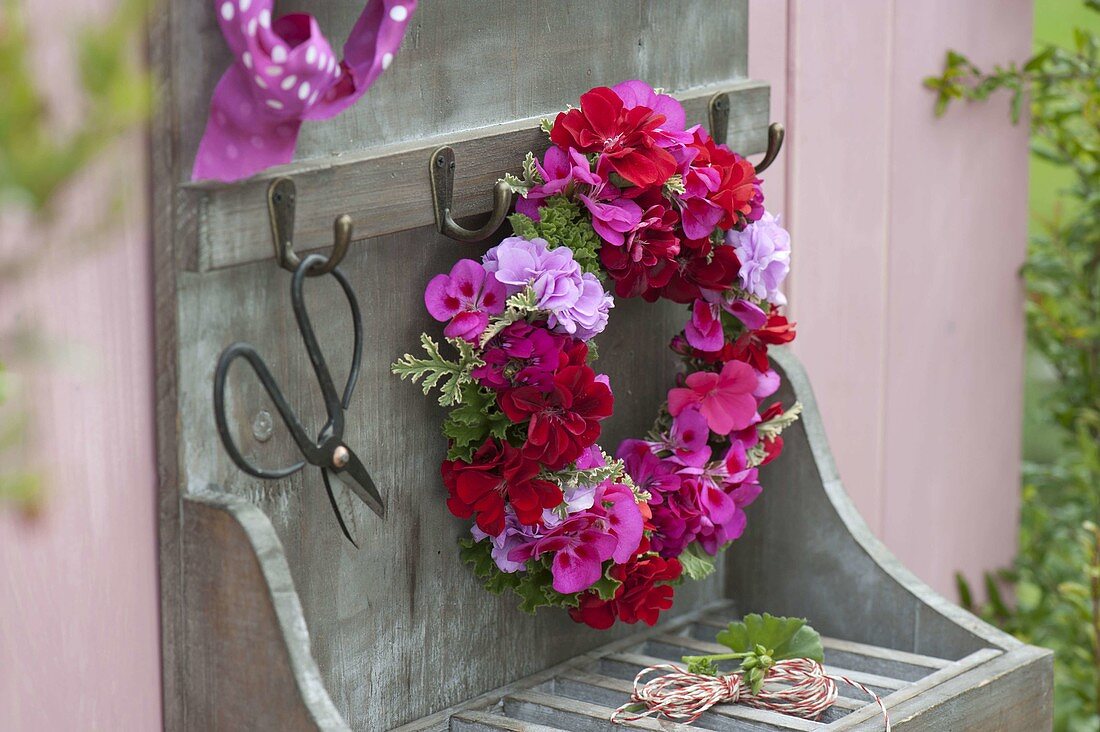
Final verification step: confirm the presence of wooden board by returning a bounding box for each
[151,2,1052,730]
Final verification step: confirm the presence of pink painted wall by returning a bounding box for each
[748,0,1032,597]
[0,2,162,730]
[0,2,1029,730]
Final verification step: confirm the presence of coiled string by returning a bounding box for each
[610,659,891,730]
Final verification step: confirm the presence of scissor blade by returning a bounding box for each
[320,469,359,548]
[331,449,385,519]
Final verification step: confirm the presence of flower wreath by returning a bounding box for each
[393,81,801,629]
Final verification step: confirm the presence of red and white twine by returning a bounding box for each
[610,659,891,730]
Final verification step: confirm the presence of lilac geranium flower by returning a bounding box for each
[550,272,613,340]
[485,236,582,309]
[424,259,506,342]
[726,211,791,305]
[483,236,613,341]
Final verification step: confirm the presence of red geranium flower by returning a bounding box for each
[685,130,760,230]
[660,243,742,303]
[550,86,677,188]
[568,554,683,629]
[442,439,563,536]
[730,308,797,372]
[600,191,681,299]
[501,364,614,470]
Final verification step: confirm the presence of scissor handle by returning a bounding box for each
[291,254,364,440]
[213,342,319,479]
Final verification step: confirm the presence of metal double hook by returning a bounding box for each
[268,177,353,275]
[708,91,785,174]
[429,145,514,243]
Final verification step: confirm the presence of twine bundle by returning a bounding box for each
[610,659,891,730]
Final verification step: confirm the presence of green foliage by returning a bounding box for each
[508,196,605,278]
[0,364,39,512]
[681,614,824,694]
[677,543,718,581]
[927,4,1100,728]
[478,286,540,346]
[390,334,483,407]
[441,383,516,462]
[0,0,152,210]
[458,537,622,613]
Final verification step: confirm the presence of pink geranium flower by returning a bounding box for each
[667,360,758,435]
[424,259,506,342]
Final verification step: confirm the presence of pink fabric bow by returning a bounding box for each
[192,0,417,182]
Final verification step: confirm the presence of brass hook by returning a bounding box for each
[707,92,785,176]
[708,92,731,146]
[754,123,785,175]
[268,177,353,275]
[429,146,513,243]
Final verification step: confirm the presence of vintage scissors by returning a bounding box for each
[213,253,384,546]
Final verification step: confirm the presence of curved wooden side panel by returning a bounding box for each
[726,348,1021,660]
[179,492,349,731]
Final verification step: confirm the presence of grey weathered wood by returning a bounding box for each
[180,491,348,731]
[184,81,770,273]
[449,711,562,732]
[833,646,1052,731]
[503,690,692,732]
[154,1,1052,730]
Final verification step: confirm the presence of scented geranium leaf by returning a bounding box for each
[678,544,717,581]
[589,565,623,601]
[459,537,499,579]
[715,613,824,663]
[507,196,604,278]
[442,383,513,460]
[391,334,481,407]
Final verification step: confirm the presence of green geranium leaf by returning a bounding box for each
[678,543,718,581]
[715,613,824,664]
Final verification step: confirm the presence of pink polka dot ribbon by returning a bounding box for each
[192,0,417,182]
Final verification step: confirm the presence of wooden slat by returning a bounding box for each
[503,690,697,731]
[554,670,822,732]
[182,81,770,273]
[825,647,1003,730]
[450,710,562,732]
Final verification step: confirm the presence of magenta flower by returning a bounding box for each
[516,145,601,218]
[617,439,682,502]
[578,194,644,247]
[472,321,564,391]
[596,482,645,564]
[684,299,724,352]
[508,514,618,594]
[665,407,712,467]
[667,360,759,435]
[424,259,506,342]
